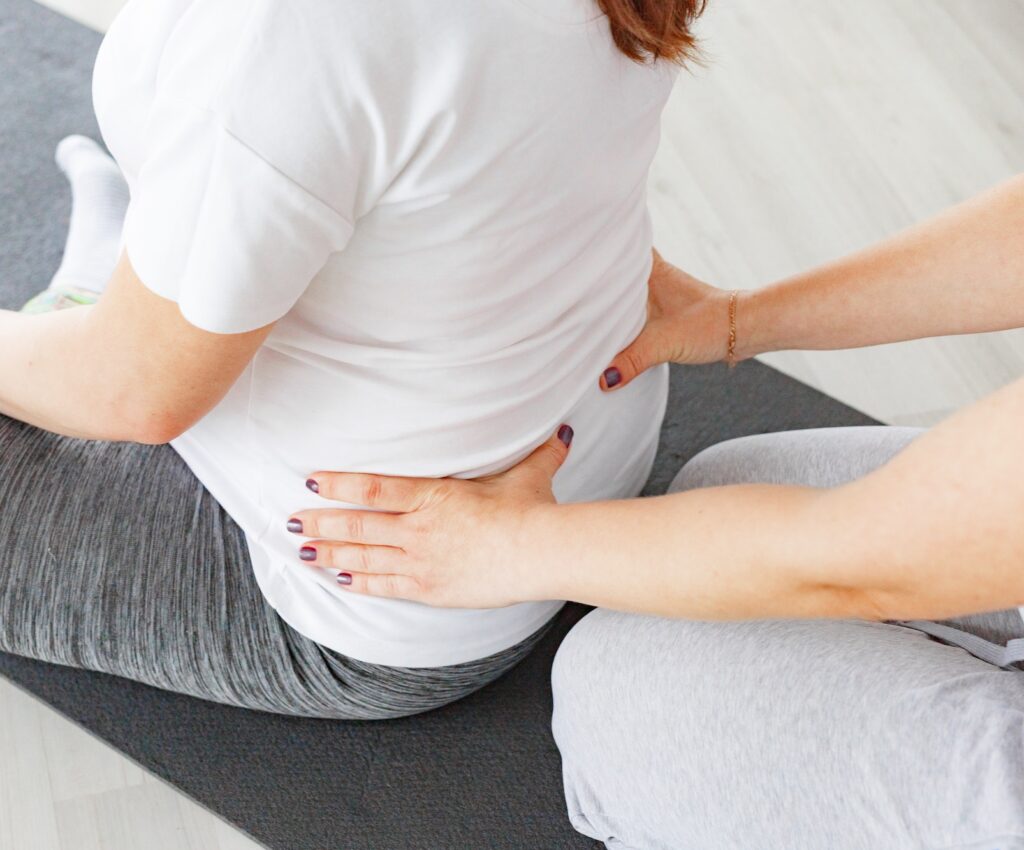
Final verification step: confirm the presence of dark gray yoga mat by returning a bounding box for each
[0,2,878,848]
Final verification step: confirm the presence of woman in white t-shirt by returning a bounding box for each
[0,0,706,718]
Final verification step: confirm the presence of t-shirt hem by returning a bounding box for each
[246,539,567,669]
[296,599,567,668]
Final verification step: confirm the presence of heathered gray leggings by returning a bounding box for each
[0,414,551,720]
[553,426,1024,850]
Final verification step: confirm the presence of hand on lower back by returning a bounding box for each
[288,427,575,608]
[601,250,733,391]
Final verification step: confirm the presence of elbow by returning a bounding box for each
[805,571,967,623]
[802,582,896,621]
[102,401,194,445]
[127,409,192,445]
[840,585,903,621]
[128,419,188,446]
[94,379,206,444]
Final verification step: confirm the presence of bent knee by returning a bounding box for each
[667,431,810,493]
[552,608,659,758]
[551,609,651,844]
[668,426,923,494]
[552,608,651,706]
[552,612,1024,849]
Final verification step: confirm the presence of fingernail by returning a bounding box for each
[299,546,317,561]
[336,572,353,586]
[305,479,319,493]
[287,518,304,534]
[603,367,622,389]
[558,424,574,447]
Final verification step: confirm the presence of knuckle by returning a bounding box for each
[622,349,645,377]
[545,442,565,461]
[357,546,374,573]
[430,481,456,503]
[361,476,384,507]
[416,574,435,597]
[408,515,433,540]
[368,574,403,599]
[345,512,365,541]
[385,574,410,599]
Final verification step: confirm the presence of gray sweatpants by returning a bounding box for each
[553,426,1024,850]
[0,414,551,720]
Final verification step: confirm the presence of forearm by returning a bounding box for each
[523,485,862,620]
[738,174,1024,358]
[1,251,274,443]
[525,377,1024,622]
[0,307,133,439]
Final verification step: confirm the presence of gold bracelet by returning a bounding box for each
[726,290,739,369]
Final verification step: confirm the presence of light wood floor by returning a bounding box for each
[7,1,1024,848]
[649,0,1024,427]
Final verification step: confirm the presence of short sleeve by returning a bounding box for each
[122,98,354,334]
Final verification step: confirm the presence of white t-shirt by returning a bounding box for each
[92,0,677,667]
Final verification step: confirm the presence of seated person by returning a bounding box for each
[0,0,704,719]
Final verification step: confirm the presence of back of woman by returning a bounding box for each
[92,0,677,667]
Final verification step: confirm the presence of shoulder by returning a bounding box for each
[150,0,406,215]
[157,0,419,104]
[155,0,366,109]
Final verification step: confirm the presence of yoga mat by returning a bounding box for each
[0,2,878,847]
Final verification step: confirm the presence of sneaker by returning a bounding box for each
[20,284,99,314]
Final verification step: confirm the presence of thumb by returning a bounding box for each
[601,330,659,392]
[511,425,574,484]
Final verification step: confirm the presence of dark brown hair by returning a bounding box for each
[597,0,707,64]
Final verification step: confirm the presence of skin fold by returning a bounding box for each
[290,174,1024,622]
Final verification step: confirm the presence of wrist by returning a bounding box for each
[731,285,783,361]
[512,502,571,602]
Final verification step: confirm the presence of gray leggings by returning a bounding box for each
[553,426,1024,850]
[0,414,550,720]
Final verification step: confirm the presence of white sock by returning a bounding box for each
[49,135,130,295]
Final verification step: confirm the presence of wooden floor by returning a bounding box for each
[7,0,1024,847]
[649,0,1024,426]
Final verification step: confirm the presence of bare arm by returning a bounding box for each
[530,374,1024,620]
[738,174,1024,358]
[603,174,1024,388]
[0,253,272,442]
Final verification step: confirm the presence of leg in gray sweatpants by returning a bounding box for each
[553,426,1024,850]
[0,414,550,720]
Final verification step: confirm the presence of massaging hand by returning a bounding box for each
[600,249,732,391]
[288,427,574,608]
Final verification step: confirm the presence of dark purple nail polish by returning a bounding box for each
[603,367,622,389]
[336,572,353,586]
[299,546,317,561]
[287,518,304,534]
[558,424,574,447]
[306,479,319,493]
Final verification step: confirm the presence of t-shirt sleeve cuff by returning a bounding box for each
[120,110,354,335]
